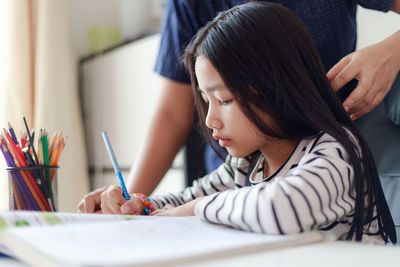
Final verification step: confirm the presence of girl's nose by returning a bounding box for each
[205,107,222,130]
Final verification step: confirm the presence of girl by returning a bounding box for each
[101,2,396,243]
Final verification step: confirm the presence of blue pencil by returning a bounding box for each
[101,131,130,200]
[8,122,18,145]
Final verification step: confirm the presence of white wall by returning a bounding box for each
[69,2,399,59]
[357,7,399,48]
[70,0,165,59]
[81,34,185,195]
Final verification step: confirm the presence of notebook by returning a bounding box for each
[0,211,326,267]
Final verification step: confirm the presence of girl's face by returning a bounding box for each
[195,56,272,158]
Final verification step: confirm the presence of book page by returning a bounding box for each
[0,211,136,230]
[0,216,325,267]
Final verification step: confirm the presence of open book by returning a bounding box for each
[0,211,326,267]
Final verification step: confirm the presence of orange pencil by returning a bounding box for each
[38,135,43,166]
[50,142,59,167]
[48,131,58,159]
[55,138,65,165]
[51,140,63,182]
[51,137,66,182]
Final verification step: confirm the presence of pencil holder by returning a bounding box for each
[6,166,59,212]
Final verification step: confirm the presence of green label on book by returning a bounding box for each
[39,213,63,225]
[0,217,7,230]
[119,215,137,220]
[13,220,30,227]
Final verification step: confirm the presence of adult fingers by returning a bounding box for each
[327,56,352,85]
[342,77,374,114]
[350,87,388,120]
[345,69,395,118]
[328,58,360,92]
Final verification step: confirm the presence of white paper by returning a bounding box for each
[1,216,324,267]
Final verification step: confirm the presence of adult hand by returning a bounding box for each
[77,186,107,213]
[327,32,400,120]
[100,185,144,214]
[151,197,205,216]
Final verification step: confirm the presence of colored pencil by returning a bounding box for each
[0,120,66,211]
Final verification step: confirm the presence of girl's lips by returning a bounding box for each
[213,135,231,147]
[218,138,230,147]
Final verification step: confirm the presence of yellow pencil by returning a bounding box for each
[38,135,43,166]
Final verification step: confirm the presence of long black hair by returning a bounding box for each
[183,1,396,242]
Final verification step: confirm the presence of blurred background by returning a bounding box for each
[0,0,398,212]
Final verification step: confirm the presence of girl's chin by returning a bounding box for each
[227,147,257,158]
[226,149,248,158]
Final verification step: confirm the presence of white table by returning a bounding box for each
[1,241,399,267]
[181,241,400,267]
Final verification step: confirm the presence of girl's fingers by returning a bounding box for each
[77,188,104,213]
[150,204,174,216]
[121,198,144,215]
[100,185,125,214]
[164,204,174,210]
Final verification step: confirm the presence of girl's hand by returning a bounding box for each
[77,186,107,213]
[151,197,205,216]
[327,32,400,120]
[100,185,144,214]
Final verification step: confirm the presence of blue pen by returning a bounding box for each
[101,131,130,200]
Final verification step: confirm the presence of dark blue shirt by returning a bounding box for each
[154,0,394,172]
[155,0,393,83]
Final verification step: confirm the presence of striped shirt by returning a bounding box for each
[151,132,383,243]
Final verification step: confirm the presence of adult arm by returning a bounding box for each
[126,77,194,195]
[327,0,400,120]
[393,0,400,12]
[77,78,194,213]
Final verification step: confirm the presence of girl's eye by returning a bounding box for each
[219,99,233,105]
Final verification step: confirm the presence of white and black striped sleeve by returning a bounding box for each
[194,134,357,234]
[151,156,250,209]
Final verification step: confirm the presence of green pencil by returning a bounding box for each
[41,130,54,209]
